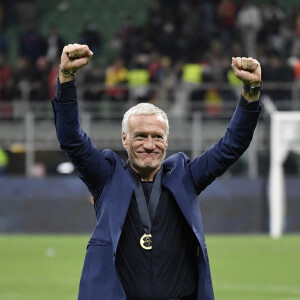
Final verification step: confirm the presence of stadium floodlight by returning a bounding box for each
[269,111,300,238]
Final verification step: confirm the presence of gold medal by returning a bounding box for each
[140,233,152,250]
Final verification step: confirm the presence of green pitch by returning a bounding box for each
[0,234,299,300]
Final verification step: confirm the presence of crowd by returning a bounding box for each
[0,0,300,115]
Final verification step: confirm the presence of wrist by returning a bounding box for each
[59,65,76,83]
[242,89,260,102]
[242,81,262,102]
[243,81,262,95]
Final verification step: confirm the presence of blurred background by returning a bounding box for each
[0,0,299,234]
[0,0,299,299]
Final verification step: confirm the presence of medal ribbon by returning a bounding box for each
[127,161,162,236]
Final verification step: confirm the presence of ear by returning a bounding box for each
[122,132,128,149]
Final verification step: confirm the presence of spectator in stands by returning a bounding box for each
[128,54,151,103]
[260,0,286,54]
[217,0,237,53]
[156,21,181,62]
[205,39,228,82]
[119,25,149,64]
[19,21,46,63]
[111,15,136,53]
[172,54,206,116]
[201,43,228,114]
[146,0,166,41]
[156,55,177,103]
[14,56,32,101]
[53,43,262,300]
[200,0,217,38]
[29,56,49,101]
[79,21,102,57]
[148,51,162,83]
[105,57,128,101]
[45,25,65,64]
[83,62,105,101]
[262,52,294,103]
[235,0,262,58]
[147,51,162,102]
[180,5,209,63]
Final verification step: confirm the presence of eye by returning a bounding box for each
[154,135,164,140]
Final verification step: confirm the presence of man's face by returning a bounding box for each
[122,114,168,178]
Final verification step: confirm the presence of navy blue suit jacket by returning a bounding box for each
[52,94,261,300]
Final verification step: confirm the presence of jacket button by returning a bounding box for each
[113,252,116,257]
[120,226,123,231]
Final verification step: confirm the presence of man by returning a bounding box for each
[52,44,262,300]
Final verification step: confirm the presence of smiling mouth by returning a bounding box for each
[140,152,158,156]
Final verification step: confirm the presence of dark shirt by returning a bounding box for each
[116,167,199,300]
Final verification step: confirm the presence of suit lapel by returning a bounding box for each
[110,169,135,253]
[162,170,194,229]
[162,167,205,247]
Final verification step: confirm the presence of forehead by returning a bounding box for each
[127,114,167,133]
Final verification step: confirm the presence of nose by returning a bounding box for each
[143,137,155,150]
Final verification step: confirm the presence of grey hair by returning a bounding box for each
[122,103,169,136]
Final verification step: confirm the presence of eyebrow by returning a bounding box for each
[132,129,166,136]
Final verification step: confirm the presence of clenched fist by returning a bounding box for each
[231,57,262,102]
[59,43,93,83]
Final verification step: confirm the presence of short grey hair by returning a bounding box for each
[122,103,169,136]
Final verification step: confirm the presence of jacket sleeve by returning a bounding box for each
[188,102,261,194]
[52,80,112,197]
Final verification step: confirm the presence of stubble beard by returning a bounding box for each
[129,152,166,179]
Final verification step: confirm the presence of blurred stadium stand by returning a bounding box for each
[0,0,299,234]
[35,0,150,63]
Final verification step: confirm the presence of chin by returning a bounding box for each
[135,160,160,171]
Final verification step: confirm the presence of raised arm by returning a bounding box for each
[189,57,262,193]
[52,44,112,197]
